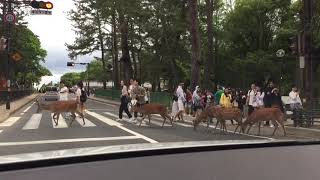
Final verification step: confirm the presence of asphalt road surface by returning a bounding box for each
[0,97,299,156]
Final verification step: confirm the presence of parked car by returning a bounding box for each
[42,86,59,101]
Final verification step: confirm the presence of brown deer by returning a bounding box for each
[193,106,216,131]
[242,108,286,136]
[36,99,85,126]
[130,101,173,127]
[213,107,243,133]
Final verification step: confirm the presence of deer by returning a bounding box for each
[193,106,243,133]
[213,107,243,134]
[242,108,286,136]
[36,99,85,127]
[130,100,173,127]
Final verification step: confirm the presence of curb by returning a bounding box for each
[88,97,120,106]
[0,94,40,123]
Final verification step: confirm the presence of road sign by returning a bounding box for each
[31,9,52,15]
[4,12,16,23]
[276,49,285,58]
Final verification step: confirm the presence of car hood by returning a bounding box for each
[0,139,302,165]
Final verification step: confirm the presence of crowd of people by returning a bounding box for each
[170,81,303,127]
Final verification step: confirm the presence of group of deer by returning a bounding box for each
[193,105,287,136]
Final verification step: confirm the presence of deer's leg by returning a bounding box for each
[214,119,219,132]
[272,123,279,137]
[76,110,85,125]
[247,124,253,134]
[139,115,146,126]
[206,118,211,132]
[69,112,76,126]
[161,114,167,128]
[148,115,151,127]
[52,113,57,126]
[165,114,173,126]
[258,122,261,136]
[234,125,239,134]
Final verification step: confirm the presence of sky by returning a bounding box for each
[25,0,94,87]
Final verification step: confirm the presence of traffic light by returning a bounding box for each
[30,1,53,9]
[67,62,75,67]
[0,36,7,51]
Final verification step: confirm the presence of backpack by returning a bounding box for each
[80,89,87,103]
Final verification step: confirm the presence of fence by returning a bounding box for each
[0,90,34,105]
[95,88,172,107]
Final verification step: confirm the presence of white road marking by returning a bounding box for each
[86,110,122,126]
[20,102,35,115]
[0,136,140,146]
[90,111,157,143]
[76,117,96,127]
[0,130,3,134]
[104,112,171,127]
[89,100,117,108]
[23,114,42,130]
[116,125,158,143]
[51,114,68,129]
[0,117,21,127]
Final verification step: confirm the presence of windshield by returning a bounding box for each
[0,0,319,159]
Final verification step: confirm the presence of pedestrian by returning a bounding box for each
[144,87,151,104]
[59,81,69,101]
[192,89,202,117]
[255,85,265,109]
[131,79,146,123]
[185,88,193,115]
[263,81,274,126]
[175,83,186,121]
[192,86,200,116]
[289,86,303,127]
[128,78,134,97]
[206,90,214,107]
[271,88,284,113]
[76,81,86,116]
[246,83,256,116]
[236,90,247,113]
[117,80,133,121]
[171,94,179,121]
[220,88,232,108]
[214,85,224,106]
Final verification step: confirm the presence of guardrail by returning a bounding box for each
[0,90,34,105]
[95,88,172,107]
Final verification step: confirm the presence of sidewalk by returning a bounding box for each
[0,94,39,123]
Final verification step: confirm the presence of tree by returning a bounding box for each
[60,73,82,88]
[188,0,201,90]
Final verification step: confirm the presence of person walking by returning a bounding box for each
[271,88,284,113]
[75,81,86,116]
[192,89,202,117]
[289,86,303,127]
[117,80,133,121]
[185,88,193,115]
[214,85,224,106]
[263,81,274,126]
[220,88,233,108]
[256,85,265,109]
[59,81,69,101]
[246,83,257,116]
[175,83,186,121]
[131,80,146,123]
[171,94,179,121]
[236,90,247,114]
[144,87,151,104]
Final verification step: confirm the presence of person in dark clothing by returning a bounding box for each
[117,80,133,121]
[236,90,247,113]
[264,81,275,126]
[271,88,284,113]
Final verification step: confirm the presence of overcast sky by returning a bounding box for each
[25,0,94,87]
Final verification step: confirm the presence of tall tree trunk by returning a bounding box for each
[130,20,138,80]
[204,0,214,90]
[188,0,201,90]
[96,12,107,89]
[112,7,120,89]
[119,11,133,84]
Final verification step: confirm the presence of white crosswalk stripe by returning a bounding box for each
[86,110,122,126]
[0,117,21,127]
[51,114,68,128]
[23,114,42,130]
[104,112,172,127]
[75,117,96,127]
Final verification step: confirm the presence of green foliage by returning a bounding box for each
[60,72,82,88]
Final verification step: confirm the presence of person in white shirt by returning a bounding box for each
[175,83,186,121]
[246,83,256,115]
[289,86,303,127]
[117,80,133,121]
[255,86,265,108]
[128,79,134,98]
[76,81,85,115]
[59,81,69,101]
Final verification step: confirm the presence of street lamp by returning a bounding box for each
[276,49,285,93]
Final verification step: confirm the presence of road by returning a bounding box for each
[0,97,312,156]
